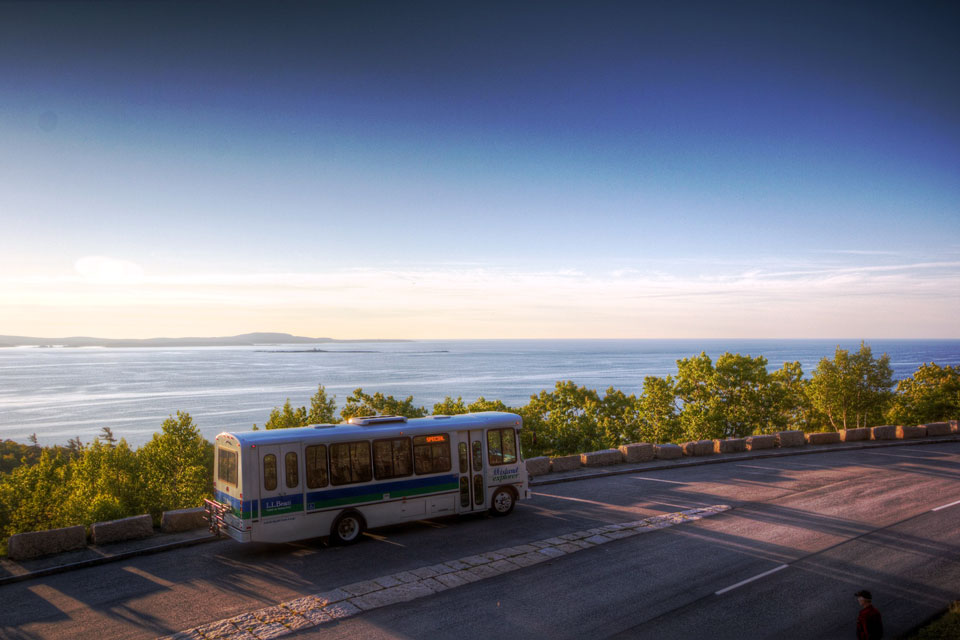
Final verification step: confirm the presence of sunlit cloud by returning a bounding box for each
[74,256,145,284]
[1,258,958,338]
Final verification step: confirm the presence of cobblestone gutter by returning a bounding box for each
[159,505,732,640]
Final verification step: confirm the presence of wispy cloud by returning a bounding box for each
[1,256,958,338]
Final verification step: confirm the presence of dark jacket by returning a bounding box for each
[857,604,883,640]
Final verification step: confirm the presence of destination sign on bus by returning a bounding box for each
[425,435,447,443]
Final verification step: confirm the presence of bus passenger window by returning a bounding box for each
[502,428,517,464]
[263,454,277,491]
[487,430,503,465]
[413,434,452,475]
[472,440,482,471]
[374,438,412,480]
[285,452,299,488]
[330,441,373,485]
[458,442,468,474]
[305,445,328,488]
[487,428,517,466]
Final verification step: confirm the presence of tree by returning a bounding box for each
[590,387,641,447]
[521,381,602,456]
[265,399,307,430]
[306,385,338,424]
[886,363,960,426]
[63,438,141,524]
[635,376,681,443]
[806,342,893,430]
[0,449,72,541]
[137,412,213,518]
[339,388,427,421]
[674,352,789,439]
[99,426,117,447]
[433,396,469,415]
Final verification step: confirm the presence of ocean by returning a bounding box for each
[1,339,958,446]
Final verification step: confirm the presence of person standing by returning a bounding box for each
[855,590,883,640]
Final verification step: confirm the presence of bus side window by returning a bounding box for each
[374,437,412,480]
[413,434,452,474]
[263,454,278,491]
[305,444,328,488]
[472,440,482,470]
[502,428,517,464]
[330,441,373,485]
[458,442,468,473]
[285,451,299,488]
[487,430,503,465]
[487,428,517,466]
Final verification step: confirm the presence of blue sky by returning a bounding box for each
[1,1,958,338]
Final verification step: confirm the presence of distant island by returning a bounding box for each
[0,332,410,348]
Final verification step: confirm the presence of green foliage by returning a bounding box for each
[907,601,960,640]
[307,385,339,424]
[521,381,603,456]
[675,352,777,439]
[0,449,73,542]
[433,396,469,415]
[137,412,213,519]
[636,376,681,443]
[340,388,428,420]
[265,399,308,430]
[63,437,141,524]
[886,363,960,426]
[806,342,893,430]
[264,385,339,429]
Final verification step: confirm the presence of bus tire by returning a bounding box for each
[489,487,516,517]
[330,511,366,545]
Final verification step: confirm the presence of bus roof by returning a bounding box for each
[217,411,522,447]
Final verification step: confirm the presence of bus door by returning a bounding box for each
[258,444,304,524]
[456,430,487,513]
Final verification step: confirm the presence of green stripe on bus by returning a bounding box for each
[307,482,459,510]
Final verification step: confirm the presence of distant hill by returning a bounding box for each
[0,333,407,348]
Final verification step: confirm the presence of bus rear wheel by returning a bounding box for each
[330,511,366,545]
[489,488,515,517]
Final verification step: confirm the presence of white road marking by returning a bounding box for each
[737,464,784,471]
[932,498,960,512]
[629,476,687,484]
[859,451,937,460]
[715,564,789,595]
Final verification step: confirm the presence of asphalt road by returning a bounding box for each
[2,442,958,640]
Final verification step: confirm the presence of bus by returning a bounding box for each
[204,411,528,545]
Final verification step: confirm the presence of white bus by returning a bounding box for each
[205,412,528,545]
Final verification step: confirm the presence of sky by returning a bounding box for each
[1,1,958,339]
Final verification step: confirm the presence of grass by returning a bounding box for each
[906,602,960,640]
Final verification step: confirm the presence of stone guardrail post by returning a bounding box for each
[806,432,841,445]
[550,454,582,473]
[160,507,208,533]
[870,425,897,440]
[525,456,551,476]
[714,438,746,453]
[619,443,655,463]
[745,434,776,450]
[654,443,682,459]
[776,430,805,448]
[91,514,154,546]
[7,525,87,560]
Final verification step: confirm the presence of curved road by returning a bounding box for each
[2,442,959,639]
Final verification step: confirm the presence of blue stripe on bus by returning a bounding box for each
[305,473,460,510]
[214,489,257,519]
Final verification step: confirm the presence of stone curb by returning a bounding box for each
[158,505,732,640]
[0,533,220,587]
[530,435,960,487]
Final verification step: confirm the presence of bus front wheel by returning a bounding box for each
[489,488,516,517]
[330,511,366,545]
